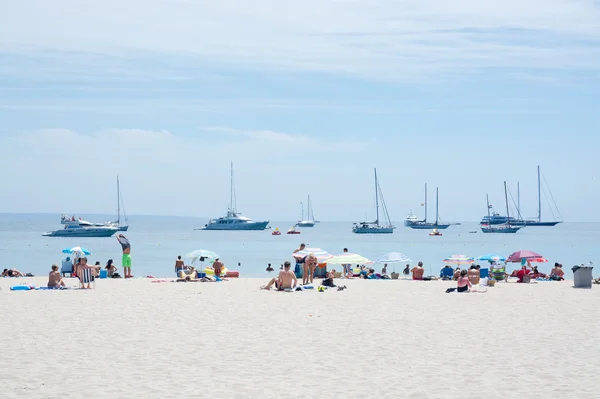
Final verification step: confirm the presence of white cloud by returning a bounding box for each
[1,0,599,81]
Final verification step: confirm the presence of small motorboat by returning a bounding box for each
[469,230,478,234]
[287,225,301,234]
[272,228,281,236]
[429,228,442,236]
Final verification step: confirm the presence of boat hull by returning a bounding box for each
[43,228,118,237]
[510,220,561,226]
[480,227,521,233]
[408,223,450,230]
[297,221,315,227]
[353,227,394,234]
[202,221,270,231]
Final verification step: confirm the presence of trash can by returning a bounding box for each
[572,265,593,289]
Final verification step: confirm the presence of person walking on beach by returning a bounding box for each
[341,247,351,278]
[175,255,185,273]
[116,234,132,278]
[261,261,297,290]
[411,262,425,280]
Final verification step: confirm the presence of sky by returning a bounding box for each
[1,0,599,222]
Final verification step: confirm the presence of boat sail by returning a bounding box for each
[353,168,395,234]
[201,162,270,231]
[481,182,522,233]
[297,195,316,227]
[406,184,450,229]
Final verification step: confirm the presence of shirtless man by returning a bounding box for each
[213,258,224,277]
[175,255,185,273]
[262,261,297,290]
[411,262,425,280]
[468,265,480,285]
[550,263,565,281]
[304,253,318,285]
[293,243,306,278]
[116,234,132,278]
[48,265,66,288]
[266,263,274,272]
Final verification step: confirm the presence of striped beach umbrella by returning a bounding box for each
[443,254,474,265]
[507,250,543,263]
[476,254,506,262]
[291,248,332,262]
[324,253,372,265]
[375,252,411,263]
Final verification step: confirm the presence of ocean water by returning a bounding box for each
[0,213,597,279]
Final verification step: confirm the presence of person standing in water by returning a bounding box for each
[116,234,132,278]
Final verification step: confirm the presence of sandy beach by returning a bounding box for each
[1,276,598,398]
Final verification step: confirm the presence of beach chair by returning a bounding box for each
[480,268,489,279]
[79,268,95,289]
[491,268,507,282]
[61,260,74,277]
[439,267,454,280]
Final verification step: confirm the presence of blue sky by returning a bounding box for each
[1,0,599,221]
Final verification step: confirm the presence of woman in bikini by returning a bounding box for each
[304,253,317,285]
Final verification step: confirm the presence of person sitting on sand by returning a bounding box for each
[411,262,425,280]
[266,263,274,272]
[93,261,101,277]
[457,269,472,292]
[453,267,461,281]
[262,261,297,291]
[549,263,565,281]
[403,264,410,275]
[468,265,480,285]
[2,268,24,277]
[105,259,118,277]
[322,269,337,287]
[48,265,66,288]
[382,264,388,276]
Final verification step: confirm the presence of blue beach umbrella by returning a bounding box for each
[476,254,506,262]
[62,246,91,256]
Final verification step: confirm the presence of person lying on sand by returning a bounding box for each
[2,268,25,277]
[262,261,297,291]
[530,266,547,279]
[48,265,66,288]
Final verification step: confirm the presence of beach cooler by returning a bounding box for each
[572,265,593,289]
[99,269,108,279]
[314,264,327,278]
[197,272,206,279]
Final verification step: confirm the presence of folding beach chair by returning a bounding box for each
[61,259,74,277]
[79,268,95,289]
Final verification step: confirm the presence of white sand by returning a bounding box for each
[0,276,598,398]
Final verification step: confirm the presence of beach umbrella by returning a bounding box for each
[291,248,333,262]
[324,253,372,265]
[476,254,506,262]
[507,250,543,263]
[62,246,91,256]
[443,254,473,265]
[375,252,411,263]
[185,249,219,264]
[528,257,548,263]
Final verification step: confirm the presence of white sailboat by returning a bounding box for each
[353,168,395,234]
[113,176,129,231]
[297,195,316,227]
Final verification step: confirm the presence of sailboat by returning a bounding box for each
[297,195,316,227]
[511,166,562,226]
[407,184,450,229]
[113,176,128,231]
[353,168,395,234]
[481,182,522,233]
[201,162,270,231]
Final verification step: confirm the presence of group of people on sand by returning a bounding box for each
[174,255,228,282]
[2,268,26,277]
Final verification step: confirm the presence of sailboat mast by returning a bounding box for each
[374,168,379,225]
[230,161,234,213]
[537,165,541,222]
[301,202,304,220]
[435,187,439,225]
[117,175,120,224]
[307,195,311,221]
[424,183,428,222]
[504,181,511,226]
[486,194,491,220]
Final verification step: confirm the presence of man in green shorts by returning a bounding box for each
[116,234,132,278]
